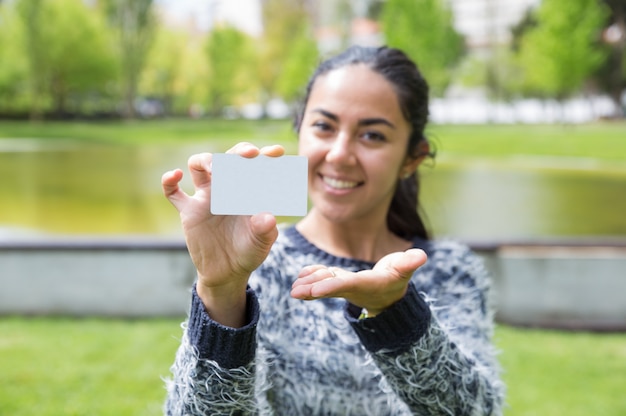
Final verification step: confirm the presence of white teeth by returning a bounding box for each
[323,176,359,189]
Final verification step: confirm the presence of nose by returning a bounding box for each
[325,134,356,166]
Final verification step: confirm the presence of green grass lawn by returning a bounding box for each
[1,118,625,162]
[427,122,626,162]
[0,318,178,416]
[0,118,297,146]
[0,317,624,415]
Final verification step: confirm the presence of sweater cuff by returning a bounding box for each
[345,282,431,354]
[187,285,259,369]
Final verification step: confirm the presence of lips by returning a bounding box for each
[321,175,361,190]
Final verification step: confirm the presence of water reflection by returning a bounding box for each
[0,141,204,237]
[1,141,624,240]
[421,163,626,240]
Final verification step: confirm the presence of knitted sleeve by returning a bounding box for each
[348,242,505,415]
[163,286,266,416]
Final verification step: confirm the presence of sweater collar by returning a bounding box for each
[282,225,431,270]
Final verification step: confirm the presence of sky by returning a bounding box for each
[155,0,262,36]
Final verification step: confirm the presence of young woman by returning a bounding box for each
[162,46,505,415]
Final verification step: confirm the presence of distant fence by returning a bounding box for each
[1,237,625,331]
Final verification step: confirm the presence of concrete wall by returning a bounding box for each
[477,244,626,331]
[0,239,195,317]
[1,238,625,330]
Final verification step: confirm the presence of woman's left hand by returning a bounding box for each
[291,249,427,316]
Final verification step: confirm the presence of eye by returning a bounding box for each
[311,120,335,137]
[312,120,332,130]
[362,130,387,143]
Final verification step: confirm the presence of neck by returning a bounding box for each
[296,208,411,262]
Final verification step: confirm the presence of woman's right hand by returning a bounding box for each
[161,142,285,327]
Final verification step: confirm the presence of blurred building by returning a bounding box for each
[156,0,541,55]
[155,0,261,36]
[313,0,541,55]
[448,0,540,55]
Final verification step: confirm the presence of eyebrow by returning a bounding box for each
[310,108,396,129]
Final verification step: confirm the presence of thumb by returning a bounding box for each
[378,249,428,280]
[250,212,279,248]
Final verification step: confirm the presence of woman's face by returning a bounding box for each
[298,64,418,227]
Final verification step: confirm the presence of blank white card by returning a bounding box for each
[210,153,308,216]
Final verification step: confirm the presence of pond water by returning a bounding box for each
[1,140,624,241]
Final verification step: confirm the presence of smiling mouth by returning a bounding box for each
[321,175,362,190]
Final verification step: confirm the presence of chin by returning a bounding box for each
[310,203,350,223]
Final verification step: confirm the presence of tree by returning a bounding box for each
[175,40,210,117]
[517,0,608,101]
[456,47,526,102]
[274,24,319,104]
[14,0,117,118]
[43,0,117,116]
[0,3,29,114]
[381,0,465,96]
[258,0,314,106]
[595,0,626,117]
[101,0,156,118]
[15,0,47,119]
[140,27,188,115]
[205,25,257,115]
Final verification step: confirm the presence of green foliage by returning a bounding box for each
[0,4,29,112]
[274,25,319,103]
[205,25,257,115]
[101,0,156,118]
[258,0,314,101]
[381,0,465,96]
[517,0,609,99]
[457,47,527,101]
[42,0,117,114]
[174,42,210,116]
[140,27,190,113]
[15,0,48,118]
[593,0,626,116]
[13,0,117,117]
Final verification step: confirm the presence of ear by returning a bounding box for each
[400,140,430,179]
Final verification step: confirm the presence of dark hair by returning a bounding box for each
[294,45,434,240]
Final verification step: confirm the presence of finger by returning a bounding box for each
[308,270,353,298]
[293,266,337,287]
[291,267,350,299]
[390,249,428,279]
[296,264,330,280]
[290,282,317,300]
[259,144,285,157]
[161,168,183,197]
[187,153,213,189]
[161,169,189,210]
[226,142,260,158]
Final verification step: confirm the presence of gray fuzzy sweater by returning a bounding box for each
[164,226,505,415]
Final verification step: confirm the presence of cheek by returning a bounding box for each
[298,134,324,163]
[368,153,404,179]
[297,131,312,156]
